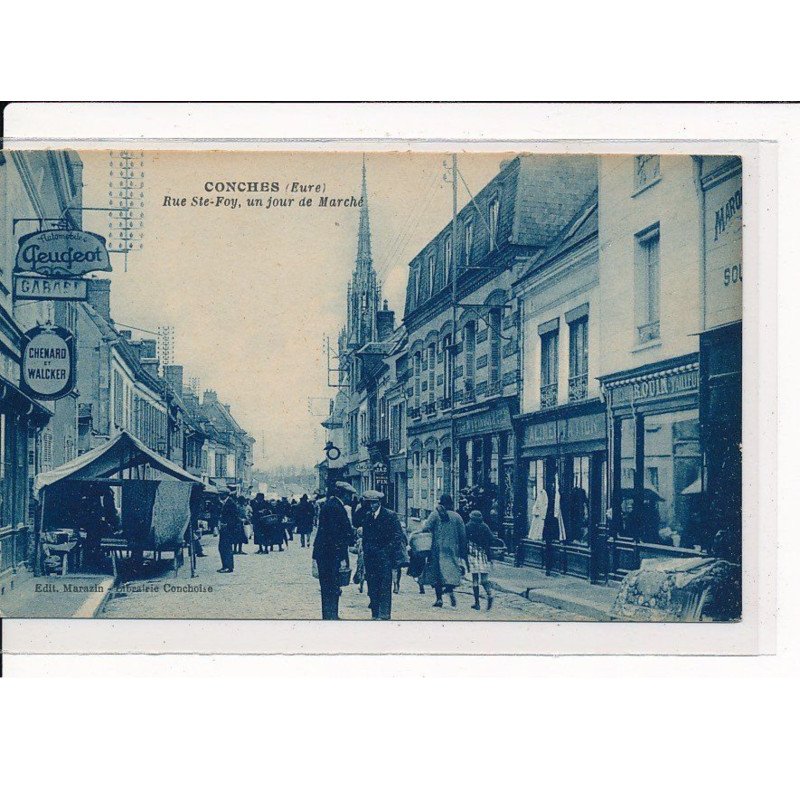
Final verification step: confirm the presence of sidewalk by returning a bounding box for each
[0,568,114,619]
[487,560,618,620]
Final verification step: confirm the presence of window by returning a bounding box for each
[427,343,436,405]
[636,225,661,343]
[568,315,589,401]
[464,219,474,266]
[442,334,453,402]
[634,155,660,191]
[443,234,453,283]
[414,351,422,406]
[427,254,435,296]
[489,308,502,392]
[413,267,420,305]
[464,322,476,398]
[113,372,123,427]
[488,197,500,250]
[540,328,559,408]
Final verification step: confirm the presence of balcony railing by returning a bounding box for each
[540,382,558,409]
[487,379,502,397]
[422,401,436,416]
[408,406,421,421]
[568,373,588,402]
[439,396,452,411]
[637,320,660,344]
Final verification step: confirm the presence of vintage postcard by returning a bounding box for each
[0,146,744,625]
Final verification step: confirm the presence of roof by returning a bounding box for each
[34,430,203,495]
[528,190,598,272]
[81,303,165,397]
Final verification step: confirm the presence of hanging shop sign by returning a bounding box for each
[20,325,76,401]
[15,229,111,277]
[14,274,88,301]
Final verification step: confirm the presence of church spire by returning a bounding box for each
[356,154,372,272]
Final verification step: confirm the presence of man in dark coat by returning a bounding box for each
[312,482,355,620]
[295,494,315,548]
[360,489,406,620]
[217,491,238,573]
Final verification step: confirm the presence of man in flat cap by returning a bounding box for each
[312,481,356,619]
[361,489,407,620]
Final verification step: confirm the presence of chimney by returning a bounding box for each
[86,278,112,322]
[140,359,159,379]
[203,390,218,406]
[119,329,132,340]
[164,365,184,397]
[139,339,157,359]
[376,300,395,342]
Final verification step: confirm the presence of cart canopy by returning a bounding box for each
[34,430,203,496]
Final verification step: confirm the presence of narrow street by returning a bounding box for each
[100,530,587,621]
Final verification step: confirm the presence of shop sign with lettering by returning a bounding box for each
[14,274,88,301]
[454,405,512,438]
[15,229,111,277]
[20,325,76,401]
[523,412,606,450]
[703,161,743,330]
[610,365,699,410]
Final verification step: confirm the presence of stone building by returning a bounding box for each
[402,154,598,546]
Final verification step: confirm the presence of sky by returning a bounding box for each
[79,150,508,469]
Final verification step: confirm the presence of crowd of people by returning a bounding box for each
[199,482,499,620]
[206,490,316,574]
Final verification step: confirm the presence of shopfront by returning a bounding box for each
[454,399,516,546]
[517,399,607,577]
[601,353,703,574]
[698,156,742,559]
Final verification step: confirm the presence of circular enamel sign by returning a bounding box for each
[21,326,76,401]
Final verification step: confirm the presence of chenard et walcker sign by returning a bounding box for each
[20,325,76,401]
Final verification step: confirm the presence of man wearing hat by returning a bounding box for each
[360,489,407,621]
[312,481,356,619]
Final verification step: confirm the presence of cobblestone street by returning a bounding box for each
[100,531,589,620]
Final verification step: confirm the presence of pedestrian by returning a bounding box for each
[251,493,269,553]
[265,505,285,552]
[209,493,222,537]
[419,494,468,608]
[232,494,249,555]
[360,490,407,620]
[312,481,355,620]
[295,494,315,548]
[465,510,495,611]
[217,491,238,573]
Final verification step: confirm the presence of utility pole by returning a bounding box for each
[450,153,458,497]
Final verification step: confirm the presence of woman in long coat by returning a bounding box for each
[420,494,468,608]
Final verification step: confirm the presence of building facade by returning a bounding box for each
[1,150,84,587]
[402,155,598,549]
[597,155,705,575]
[515,190,606,575]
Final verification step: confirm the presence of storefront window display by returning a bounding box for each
[618,409,701,548]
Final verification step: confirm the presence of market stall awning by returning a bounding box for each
[34,430,203,495]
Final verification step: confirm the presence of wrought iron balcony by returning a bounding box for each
[568,373,588,402]
[637,320,660,344]
[423,401,437,416]
[408,406,421,421]
[487,379,502,397]
[540,382,558,409]
[439,396,452,411]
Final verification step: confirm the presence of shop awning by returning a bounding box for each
[0,372,52,426]
[34,430,203,495]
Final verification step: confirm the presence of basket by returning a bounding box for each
[410,531,432,554]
